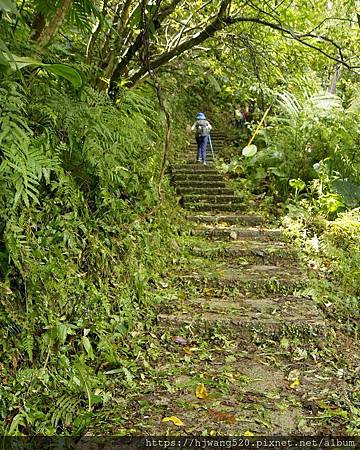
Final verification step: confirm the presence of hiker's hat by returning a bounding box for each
[196,112,206,120]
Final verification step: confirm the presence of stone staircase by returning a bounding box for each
[168,134,325,335]
[119,134,352,436]
[172,131,245,212]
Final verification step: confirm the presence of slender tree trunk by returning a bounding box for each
[328,64,342,95]
[35,0,73,48]
[96,0,183,92]
[86,0,109,63]
[95,0,135,91]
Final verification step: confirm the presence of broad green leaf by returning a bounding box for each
[82,336,95,360]
[45,64,83,89]
[0,0,17,13]
[242,144,257,157]
[2,54,83,88]
[270,167,287,178]
[7,55,40,71]
[333,179,360,207]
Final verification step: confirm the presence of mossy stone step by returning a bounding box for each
[176,180,226,188]
[159,294,324,332]
[191,226,282,240]
[185,203,245,212]
[173,163,215,169]
[187,214,263,225]
[177,187,234,195]
[172,168,219,175]
[177,265,304,292]
[174,174,224,182]
[188,239,296,262]
[173,157,215,163]
[183,194,241,204]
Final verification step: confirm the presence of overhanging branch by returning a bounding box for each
[126,13,359,86]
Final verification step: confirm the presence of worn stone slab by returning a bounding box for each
[183,194,242,204]
[187,214,264,225]
[191,226,283,241]
[172,167,219,174]
[159,294,324,330]
[174,174,224,182]
[176,181,227,189]
[188,239,296,264]
[177,265,305,292]
[177,187,234,195]
[185,203,245,212]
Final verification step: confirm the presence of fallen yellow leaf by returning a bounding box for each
[183,346,192,355]
[196,383,208,399]
[289,379,300,389]
[244,431,254,436]
[162,416,184,426]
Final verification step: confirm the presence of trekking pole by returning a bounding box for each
[209,135,215,159]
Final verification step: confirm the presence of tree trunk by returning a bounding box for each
[35,0,73,48]
[95,0,135,91]
[328,64,342,95]
[86,0,109,63]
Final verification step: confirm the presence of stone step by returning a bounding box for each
[173,156,215,162]
[188,239,295,260]
[172,167,219,174]
[187,214,263,225]
[177,187,234,195]
[172,163,215,170]
[177,265,304,293]
[183,194,241,204]
[191,226,282,241]
[185,203,245,212]
[173,174,224,182]
[176,180,226,188]
[159,294,324,332]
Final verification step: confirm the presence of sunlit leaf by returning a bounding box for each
[289,178,305,191]
[195,383,208,399]
[289,379,300,389]
[244,431,255,436]
[162,416,184,426]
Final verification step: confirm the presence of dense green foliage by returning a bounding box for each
[0,78,184,433]
[0,0,359,436]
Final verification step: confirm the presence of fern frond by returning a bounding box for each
[20,333,34,362]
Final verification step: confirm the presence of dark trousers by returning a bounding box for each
[196,135,209,162]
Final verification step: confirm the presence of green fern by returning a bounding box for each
[20,333,34,362]
[50,393,82,429]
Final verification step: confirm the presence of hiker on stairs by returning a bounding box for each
[191,112,212,165]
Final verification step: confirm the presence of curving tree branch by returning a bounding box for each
[126,11,359,87]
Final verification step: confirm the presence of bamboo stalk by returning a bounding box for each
[247,106,271,146]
